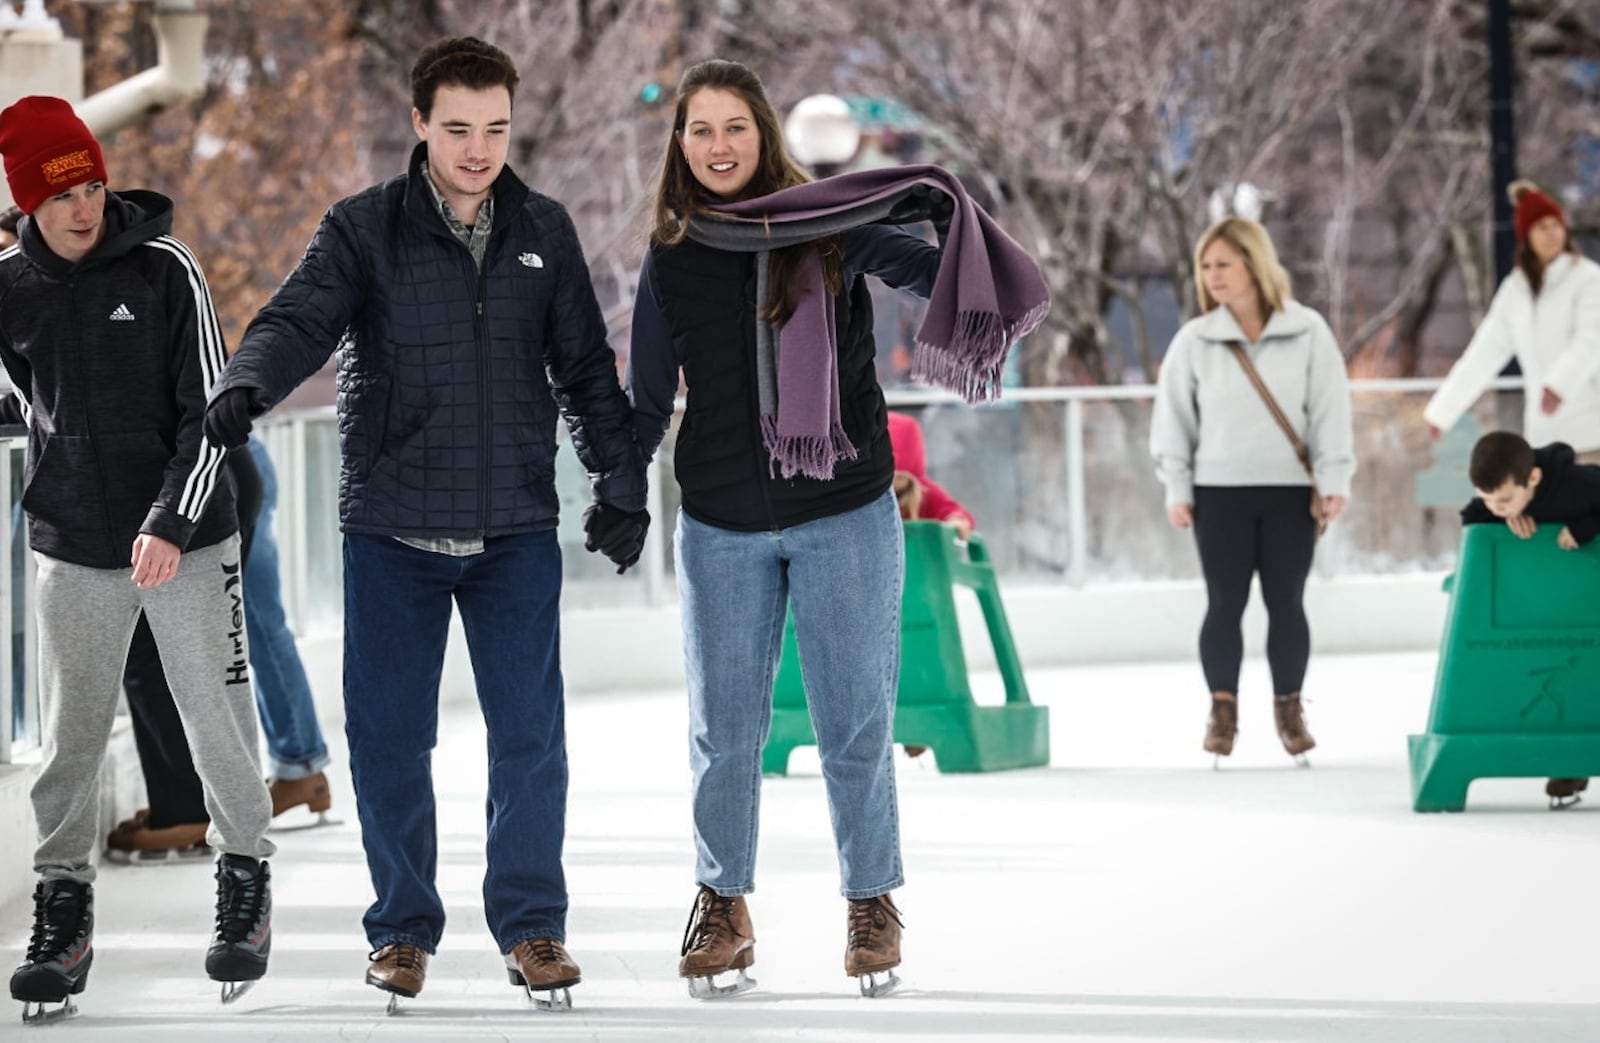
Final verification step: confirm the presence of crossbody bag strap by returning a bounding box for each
[1225,340,1316,481]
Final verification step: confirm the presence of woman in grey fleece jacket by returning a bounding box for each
[1150,217,1355,764]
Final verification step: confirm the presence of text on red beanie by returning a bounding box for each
[1514,188,1565,243]
[0,96,108,216]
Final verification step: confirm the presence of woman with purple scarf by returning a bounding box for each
[627,59,1048,1001]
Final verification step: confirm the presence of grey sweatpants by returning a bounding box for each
[32,536,275,883]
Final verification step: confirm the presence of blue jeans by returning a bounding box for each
[245,437,330,779]
[343,531,568,954]
[676,489,905,899]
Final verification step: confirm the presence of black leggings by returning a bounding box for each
[1192,485,1318,695]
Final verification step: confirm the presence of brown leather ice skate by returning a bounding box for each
[366,942,428,1001]
[1546,776,1589,810]
[1203,693,1237,756]
[269,772,333,817]
[505,938,581,1009]
[679,885,756,998]
[104,809,210,863]
[1273,693,1316,757]
[845,893,903,995]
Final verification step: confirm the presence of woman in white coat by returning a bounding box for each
[1151,217,1355,764]
[1425,181,1600,459]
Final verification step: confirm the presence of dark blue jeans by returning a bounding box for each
[343,531,568,955]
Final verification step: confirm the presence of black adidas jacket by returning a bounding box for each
[0,190,236,568]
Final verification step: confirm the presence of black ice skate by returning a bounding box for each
[206,854,272,1004]
[9,878,93,1025]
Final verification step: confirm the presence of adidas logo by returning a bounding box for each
[518,252,544,269]
[109,303,135,322]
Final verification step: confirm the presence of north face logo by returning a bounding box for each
[109,303,135,321]
[518,252,544,269]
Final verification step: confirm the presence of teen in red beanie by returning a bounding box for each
[0,96,108,216]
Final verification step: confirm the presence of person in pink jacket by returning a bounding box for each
[887,411,975,537]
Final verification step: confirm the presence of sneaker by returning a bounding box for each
[1273,693,1316,756]
[366,943,429,998]
[1203,694,1237,756]
[9,879,93,1008]
[269,772,332,817]
[206,855,272,990]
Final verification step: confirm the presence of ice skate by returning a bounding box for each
[366,943,428,1014]
[268,772,339,830]
[845,893,902,998]
[104,810,211,865]
[1546,777,1588,810]
[10,879,92,1025]
[206,854,271,1004]
[678,885,756,999]
[1274,693,1315,766]
[1203,693,1237,769]
[504,938,580,1011]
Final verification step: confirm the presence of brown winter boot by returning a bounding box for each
[1545,777,1589,810]
[1203,693,1237,756]
[679,885,756,998]
[1273,693,1316,757]
[845,893,903,996]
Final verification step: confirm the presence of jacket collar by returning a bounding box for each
[1195,300,1309,345]
[403,141,530,235]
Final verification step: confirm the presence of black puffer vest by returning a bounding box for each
[651,238,893,531]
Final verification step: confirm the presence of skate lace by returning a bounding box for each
[680,890,738,957]
[518,938,569,967]
[1275,695,1309,737]
[847,897,903,952]
[26,884,88,962]
[369,943,426,972]
[214,861,267,943]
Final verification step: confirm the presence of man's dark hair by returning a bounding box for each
[1469,430,1537,490]
[0,205,20,237]
[410,36,519,120]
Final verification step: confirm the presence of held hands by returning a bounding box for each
[204,387,259,450]
[130,534,181,589]
[1166,503,1194,529]
[582,502,651,574]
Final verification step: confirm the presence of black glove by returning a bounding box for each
[928,188,954,240]
[204,387,259,450]
[582,502,651,575]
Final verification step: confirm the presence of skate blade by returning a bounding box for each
[104,843,212,866]
[685,968,756,1000]
[857,968,901,998]
[1550,794,1583,811]
[270,810,342,833]
[1292,753,1312,769]
[384,992,407,1016]
[21,997,80,1024]
[218,979,258,1005]
[516,983,574,1011]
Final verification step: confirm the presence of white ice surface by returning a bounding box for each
[3,651,1598,1041]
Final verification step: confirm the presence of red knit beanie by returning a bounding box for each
[0,96,108,216]
[1510,179,1565,243]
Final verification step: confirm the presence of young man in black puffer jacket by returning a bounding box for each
[202,37,648,1010]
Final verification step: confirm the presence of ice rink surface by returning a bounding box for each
[3,651,1598,1041]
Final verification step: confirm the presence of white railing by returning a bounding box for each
[0,375,1523,763]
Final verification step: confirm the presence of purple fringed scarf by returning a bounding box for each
[688,163,1050,480]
